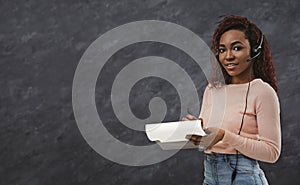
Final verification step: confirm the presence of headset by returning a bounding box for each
[247,32,264,62]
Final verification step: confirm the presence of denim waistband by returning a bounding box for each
[203,153,268,184]
[205,152,257,163]
[204,152,259,171]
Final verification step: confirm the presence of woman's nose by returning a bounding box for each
[225,50,234,61]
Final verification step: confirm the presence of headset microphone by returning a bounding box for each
[246,34,264,62]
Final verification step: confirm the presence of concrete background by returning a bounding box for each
[1,0,299,184]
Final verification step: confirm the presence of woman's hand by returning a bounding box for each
[182,114,204,128]
[182,114,198,121]
[186,127,225,149]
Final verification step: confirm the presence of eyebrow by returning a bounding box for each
[219,41,244,47]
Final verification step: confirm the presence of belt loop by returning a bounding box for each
[212,152,217,158]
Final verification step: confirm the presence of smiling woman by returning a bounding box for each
[183,15,281,185]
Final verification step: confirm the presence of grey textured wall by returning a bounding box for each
[1,0,300,185]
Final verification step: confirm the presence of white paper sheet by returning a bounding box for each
[145,120,206,150]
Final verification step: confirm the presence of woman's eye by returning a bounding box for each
[218,48,225,53]
[233,46,243,51]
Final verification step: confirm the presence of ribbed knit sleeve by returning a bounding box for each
[222,84,281,163]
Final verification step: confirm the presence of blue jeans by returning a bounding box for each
[203,153,269,185]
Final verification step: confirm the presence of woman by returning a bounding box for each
[183,15,281,185]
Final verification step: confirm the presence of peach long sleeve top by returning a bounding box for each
[200,78,281,163]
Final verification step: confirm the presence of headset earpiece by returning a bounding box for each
[247,33,264,62]
[252,34,264,56]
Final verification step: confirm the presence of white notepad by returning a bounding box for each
[145,120,206,150]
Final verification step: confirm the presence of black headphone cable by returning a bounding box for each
[231,80,251,184]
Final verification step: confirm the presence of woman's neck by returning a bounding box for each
[231,76,255,84]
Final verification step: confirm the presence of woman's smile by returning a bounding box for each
[224,62,238,70]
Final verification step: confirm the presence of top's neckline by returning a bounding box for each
[226,78,262,86]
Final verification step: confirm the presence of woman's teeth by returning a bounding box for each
[227,63,237,66]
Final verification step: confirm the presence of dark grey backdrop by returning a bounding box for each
[1,0,299,185]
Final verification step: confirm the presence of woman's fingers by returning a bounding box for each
[191,140,203,146]
[186,134,202,141]
[182,114,198,121]
[185,128,225,148]
[182,117,189,121]
[187,114,198,120]
[186,134,203,145]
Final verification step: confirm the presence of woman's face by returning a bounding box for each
[218,29,254,84]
